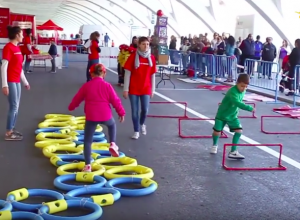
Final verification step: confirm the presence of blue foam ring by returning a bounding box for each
[74,130,103,135]
[12,211,44,219]
[92,150,125,159]
[55,155,94,166]
[77,133,105,141]
[7,189,64,212]
[74,138,107,146]
[105,177,158,197]
[53,174,107,191]
[64,187,121,203]
[35,128,63,134]
[0,200,12,211]
[39,199,102,220]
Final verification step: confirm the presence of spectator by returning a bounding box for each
[169,35,177,65]
[254,35,263,76]
[236,37,242,47]
[130,36,138,48]
[216,36,225,55]
[261,37,276,79]
[286,39,300,95]
[239,34,255,74]
[24,28,33,74]
[86,31,101,82]
[104,33,110,47]
[277,39,290,70]
[48,41,57,73]
[211,33,219,50]
[180,39,190,74]
[225,36,236,82]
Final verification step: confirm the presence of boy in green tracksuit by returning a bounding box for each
[211,74,254,159]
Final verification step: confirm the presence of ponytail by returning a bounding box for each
[7,25,22,40]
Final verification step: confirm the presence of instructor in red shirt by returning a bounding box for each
[123,37,157,139]
[1,26,30,141]
[86,31,101,82]
[24,28,33,73]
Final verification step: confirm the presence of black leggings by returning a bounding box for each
[287,68,299,91]
[83,118,116,164]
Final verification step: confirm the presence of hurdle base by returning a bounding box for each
[223,164,287,171]
[261,130,300,135]
[148,115,188,119]
[239,115,257,119]
[179,131,228,139]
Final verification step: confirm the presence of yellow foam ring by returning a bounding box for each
[43,145,83,158]
[95,157,137,170]
[91,194,114,206]
[35,140,76,149]
[75,116,85,121]
[141,178,158,188]
[7,188,29,201]
[45,114,74,119]
[38,121,71,129]
[44,117,74,123]
[75,172,95,183]
[58,129,71,134]
[91,152,100,159]
[74,124,103,132]
[104,165,154,180]
[0,211,12,220]
[57,162,106,176]
[45,199,68,214]
[36,132,78,141]
[77,143,109,151]
[50,156,62,167]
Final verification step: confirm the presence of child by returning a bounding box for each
[68,63,125,172]
[279,55,290,93]
[48,41,57,73]
[211,73,254,159]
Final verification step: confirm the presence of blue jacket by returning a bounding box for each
[254,41,263,57]
[104,35,110,42]
[240,39,255,56]
[225,44,235,56]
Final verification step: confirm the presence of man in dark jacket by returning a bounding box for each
[260,37,277,79]
[239,34,255,75]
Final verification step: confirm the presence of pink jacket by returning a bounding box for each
[68,77,125,121]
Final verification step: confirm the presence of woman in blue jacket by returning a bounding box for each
[224,36,236,82]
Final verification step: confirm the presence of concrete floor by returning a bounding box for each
[1,62,300,220]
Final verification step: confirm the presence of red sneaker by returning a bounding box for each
[109,142,119,157]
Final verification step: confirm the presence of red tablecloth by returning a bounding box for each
[29,54,53,60]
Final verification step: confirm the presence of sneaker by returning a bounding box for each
[210,145,218,154]
[131,132,140,139]
[109,142,119,157]
[5,133,23,141]
[141,125,147,135]
[13,129,23,136]
[82,164,91,172]
[228,151,245,159]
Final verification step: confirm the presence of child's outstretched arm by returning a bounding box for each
[229,93,253,112]
[68,85,86,111]
[108,84,126,117]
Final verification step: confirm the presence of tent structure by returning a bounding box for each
[37,19,63,31]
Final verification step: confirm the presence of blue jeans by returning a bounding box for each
[24,55,31,71]
[129,95,150,132]
[6,83,21,131]
[86,59,99,82]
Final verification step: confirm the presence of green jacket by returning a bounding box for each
[216,85,253,121]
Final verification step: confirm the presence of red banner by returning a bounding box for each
[0,8,10,38]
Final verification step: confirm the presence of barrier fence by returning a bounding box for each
[293,65,300,106]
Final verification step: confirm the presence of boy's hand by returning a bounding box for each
[251,108,256,112]
[119,116,125,123]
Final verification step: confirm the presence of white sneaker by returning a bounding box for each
[210,145,218,154]
[228,151,245,159]
[131,132,140,139]
[141,124,147,135]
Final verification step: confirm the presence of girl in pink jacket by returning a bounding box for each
[68,63,125,172]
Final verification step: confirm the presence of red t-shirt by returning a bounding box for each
[2,42,23,83]
[24,36,31,55]
[123,53,157,95]
[88,40,100,60]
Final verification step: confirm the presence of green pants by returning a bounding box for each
[213,118,242,132]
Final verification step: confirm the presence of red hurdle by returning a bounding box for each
[147,101,188,118]
[222,143,286,171]
[218,102,257,119]
[178,117,228,138]
[261,115,300,134]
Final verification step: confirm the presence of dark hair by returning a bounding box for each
[131,36,137,43]
[7,26,22,40]
[256,35,260,40]
[237,73,250,84]
[227,36,235,46]
[295,39,300,48]
[138,36,149,44]
[25,28,32,35]
[90,31,100,41]
[93,64,106,76]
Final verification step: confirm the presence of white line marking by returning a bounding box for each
[107,68,300,169]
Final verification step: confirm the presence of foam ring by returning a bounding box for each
[42,145,83,158]
[75,138,107,146]
[44,114,74,119]
[50,155,96,167]
[54,173,107,191]
[39,199,102,220]
[35,140,76,149]
[0,211,44,220]
[104,165,154,180]
[77,133,105,141]
[105,177,158,197]
[0,200,12,211]
[94,156,137,169]
[6,188,64,212]
[35,128,63,134]
[92,150,125,159]
[65,187,121,206]
[36,132,78,141]
[56,162,105,176]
